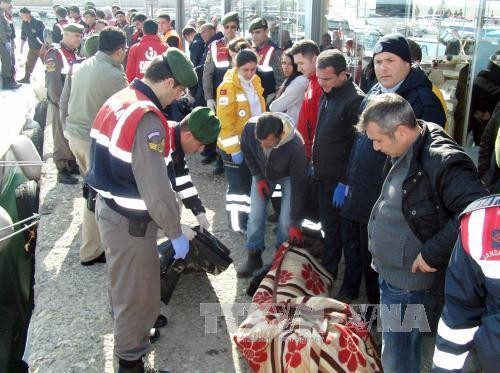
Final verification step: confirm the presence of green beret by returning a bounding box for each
[164,48,197,88]
[83,9,96,17]
[248,17,268,32]
[188,107,221,145]
[64,23,84,34]
[84,1,95,7]
[222,11,239,26]
[68,5,80,13]
[19,7,31,14]
[83,34,99,57]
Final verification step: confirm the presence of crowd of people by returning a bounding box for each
[1,1,499,372]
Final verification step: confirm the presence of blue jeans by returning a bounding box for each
[245,176,291,251]
[379,277,426,373]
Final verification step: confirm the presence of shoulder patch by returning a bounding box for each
[220,89,227,95]
[146,131,165,153]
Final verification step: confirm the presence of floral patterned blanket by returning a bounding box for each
[233,242,382,372]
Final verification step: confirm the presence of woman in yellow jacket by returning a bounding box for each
[216,48,266,232]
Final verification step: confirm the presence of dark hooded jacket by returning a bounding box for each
[342,65,447,223]
[240,113,308,226]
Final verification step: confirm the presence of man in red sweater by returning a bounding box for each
[126,19,167,82]
[290,39,321,160]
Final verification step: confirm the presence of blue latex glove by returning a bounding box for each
[171,234,190,259]
[332,183,349,209]
[231,151,244,165]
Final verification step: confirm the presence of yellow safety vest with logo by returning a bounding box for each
[216,68,265,154]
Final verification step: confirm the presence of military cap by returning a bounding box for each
[248,17,268,32]
[222,11,239,26]
[19,7,31,14]
[164,48,197,88]
[64,23,84,34]
[82,34,99,57]
[84,1,96,7]
[83,9,96,17]
[114,10,125,16]
[132,13,147,22]
[68,5,80,13]
[188,107,221,144]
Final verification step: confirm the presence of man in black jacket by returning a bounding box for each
[18,7,45,84]
[237,112,308,277]
[359,93,487,373]
[312,49,364,280]
[341,33,447,305]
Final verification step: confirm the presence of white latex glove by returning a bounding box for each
[206,99,216,111]
[181,224,197,240]
[196,212,210,232]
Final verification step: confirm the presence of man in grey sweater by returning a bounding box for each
[62,27,128,265]
[359,93,487,372]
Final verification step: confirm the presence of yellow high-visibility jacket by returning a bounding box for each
[216,68,265,154]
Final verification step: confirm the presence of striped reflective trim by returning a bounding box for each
[228,209,240,231]
[91,128,110,146]
[95,189,147,210]
[226,193,251,204]
[175,175,192,186]
[437,319,478,346]
[211,42,230,68]
[219,136,240,148]
[236,93,247,102]
[262,46,274,67]
[226,203,251,214]
[109,100,159,163]
[271,191,282,198]
[57,49,71,75]
[302,219,322,231]
[178,186,198,200]
[467,208,485,261]
[432,347,468,370]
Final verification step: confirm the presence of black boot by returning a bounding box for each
[17,75,30,84]
[68,159,80,175]
[212,155,224,175]
[237,250,263,278]
[57,170,79,185]
[118,357,169,373]
[2,78,21,90]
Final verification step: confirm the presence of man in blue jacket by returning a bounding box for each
[238,112,308,277]
[340,33,447,305]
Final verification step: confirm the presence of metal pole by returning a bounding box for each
[461,0,486,147]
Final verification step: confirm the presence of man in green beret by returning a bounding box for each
[83,8,96,35]
[202,10,239,174]
[68,5,86,27]
[86,48,219,372]
[52,6,69,43]
[249,17,284,97]
[45,22,83,184]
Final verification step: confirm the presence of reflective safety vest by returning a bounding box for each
[256,42,278,95]
[45,45,77,78]
[211,38,230,94]
[87,86,172,219]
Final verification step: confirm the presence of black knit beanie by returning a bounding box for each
[373,33,412,64]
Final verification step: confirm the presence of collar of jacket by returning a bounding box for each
[395,64,432,95]
[95,50,123,68]
[141,34,162,43]
[60,41,77,54]
[130,79,163,110]
[323,74,353,98]
[255,39,272,51]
